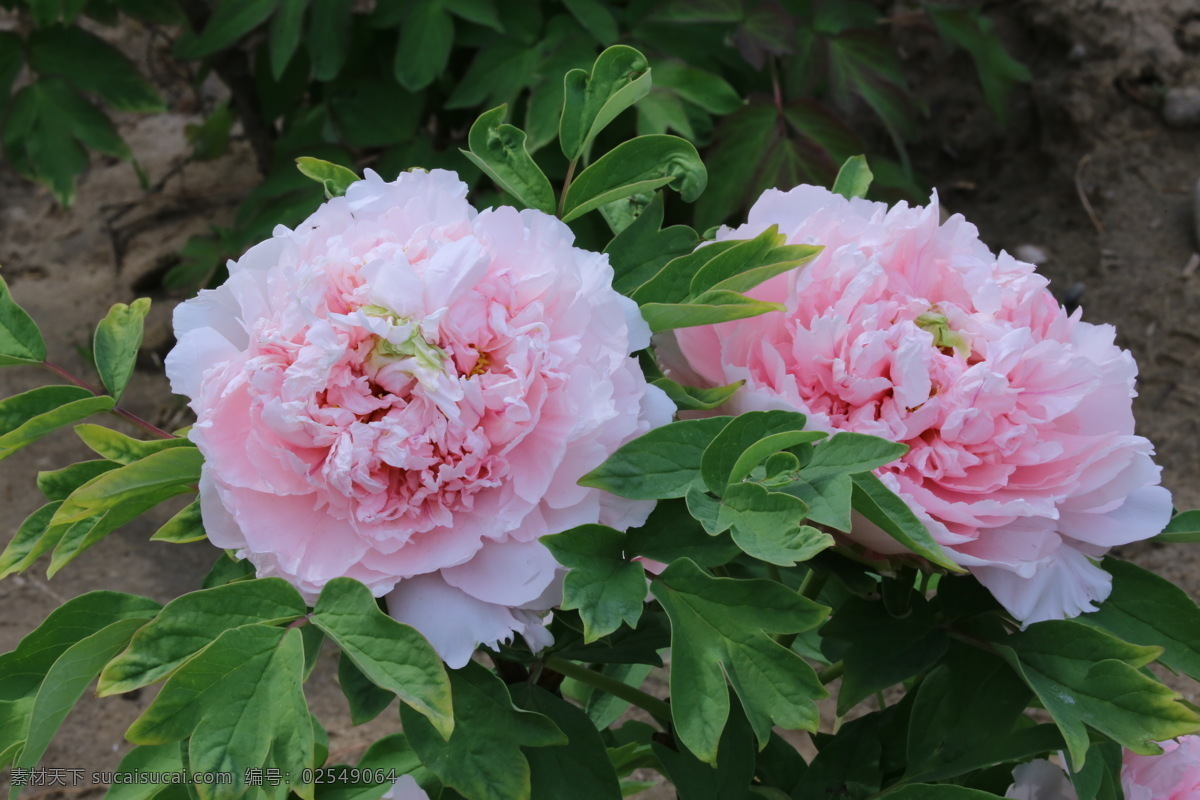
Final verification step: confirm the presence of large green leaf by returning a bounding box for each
[652,62,742,115]
[306,0,352,81]
[336,651,394,726]
[0,502,65,579]
[48,485,189,577]
[393,0,454,91]
[460,105,555,214]
[0,385,114,462]
[716,482,832,566]
[541,525,647,642]
[997,619,1200,768]
[517,685,622,800]
[849,472,960,571]
[126,624,314,800]
[603,192,700,295]
[1152,509,1200,543]
[311,577,453,739]
[650,559,828,763]
[106,743,186,800]
[175,0,281,59]
[699,410,810,495]
[99,578,308,695]
[51,447,202,526]
[399,662,565,800]
[94,297,150,400]
[268,0,310,80]
[561,135,706,222]
[37,459,119,501]
[0,275,47,366]
[578,416,732,500]
[639,290,783,334]
[28,26,164,112]
[560,45,652,161]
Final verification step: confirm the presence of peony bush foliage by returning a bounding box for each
[3,45,1200,800]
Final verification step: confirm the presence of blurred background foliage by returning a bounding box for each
[0,0,1027,287]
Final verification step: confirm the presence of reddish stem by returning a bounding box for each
[42,361,178,441]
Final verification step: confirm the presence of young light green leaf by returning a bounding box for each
[48,486,189,578]
[639,291,784,334]
[149,500,206,544]
[699,410,810,495]
[52,447,202,527]
[94,297,150,400]
[74,424,193,465]
[311,577,453,739]
[29,26,164,112]
[578,416,733,500]
[175,0,281,60]
[0,386,114,462]
[651,377,742,412]
[541,525,647,642]
[268,0,310,80]
[717,483,832,566]
[399,662,565,800]
[461,105,555,214]
[99,578,306,695]
[37,460,119,501]
[561,135,706,222]
[850,472,962,571]
[0,275,47,366]
[997,620,1200,769]
[560,46,652,161]
[295,157,360,199]
[518,685,623,800]
[650,559,829,763]
[603,192,700,295]
[831,155,872,199]
[393,0,454,91]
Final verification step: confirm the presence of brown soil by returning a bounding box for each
[2,0,1199,794]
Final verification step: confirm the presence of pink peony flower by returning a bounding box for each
[1006,736,1200,799]
[166,168,673,667]
[663,184,1171,623]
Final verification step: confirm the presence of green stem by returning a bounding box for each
[42,361,177,440]
[799,568,829,602]
[557,158,578,219]
[545,654,671,728]
[817,660,843,685]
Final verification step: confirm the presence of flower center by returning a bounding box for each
[915,311,969,358]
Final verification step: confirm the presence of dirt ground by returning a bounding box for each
[2,0,1199,795]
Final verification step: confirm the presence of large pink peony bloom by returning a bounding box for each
[664,185,1171,623]
[1006,736,1200,799]
[166,168,673,667]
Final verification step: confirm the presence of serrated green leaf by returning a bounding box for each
[74,424,192,465]
[461,105,555,214]
[562,135,706,222]
[0,386,114,461]
[578,416,732,500]
[650,559,828,763]
[0,275,47,366]
[518,684,623,800]
[541,525,647,642]
[269,0,309,80]
[94,297,150,400]
[149,500,205,544]
[175,0,280,60]
[603,193,700,295]
[393,0,453,91]
[560,46,652,161]
[831,154,872,199]
[651,377,742,412]
[52,447,201,526]
[29,26,164,112]
[699,410,810,495]
[311,577,453,739]
[998,619,1200,768]
[639,290,783,334]
[37,460,119,502]
[98,578,307,695]
[295,157,360,199]
[400,662,565,800]
[850,472,960,571]
[717,483,832,566]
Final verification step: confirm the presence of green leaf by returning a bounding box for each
[541,525,647,642]
[393,0,454,91]
[717,483,832,566]
[99,578,307,695]
[94,297,150,400]
[1152,509,1200,543]
[125,625,314,800]
[650,559,828,763]
[651,377,742,412]
[687,228,818,298]
[268,0,309,80]
[0,32,22,120]
[0,275,47,366]
[639,290,783,334]
[175,0,281,59]
[726,430,826,488]
[884,787,1006,799]
[850,472,961,571]
[337,651,395,726]
[48,487,188,578]
[74,424,193,465]
[444,0,503,31]
[150,500,205,544]
[400,662,566,800]
[106,743,185,800]
[307,0,352,81]
[311,577,453,739]
[603,193,700,295]
[652,62,742,115]
[16,617,149,776]
[0,386,114,462]
[652,694,756,799]
[1083,557,1200,681]
[1069,740,1123,800]
[560,45,652,161]
[295,157,360,199]
[578,416,733,500]
[562,0,618,45]
[28,26,164,112]
[699,410,811,495]
[461,105,555,214]
[517,685,623,800]
[0,502,65,579]
[997,619,1200,768]
[37,459,119,501]
[630,240,741,306]
[627,498,741,568]
[561,135,706,222]
[831,155,872,199]
[52,447,202,526]
[926,5,1031,123]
